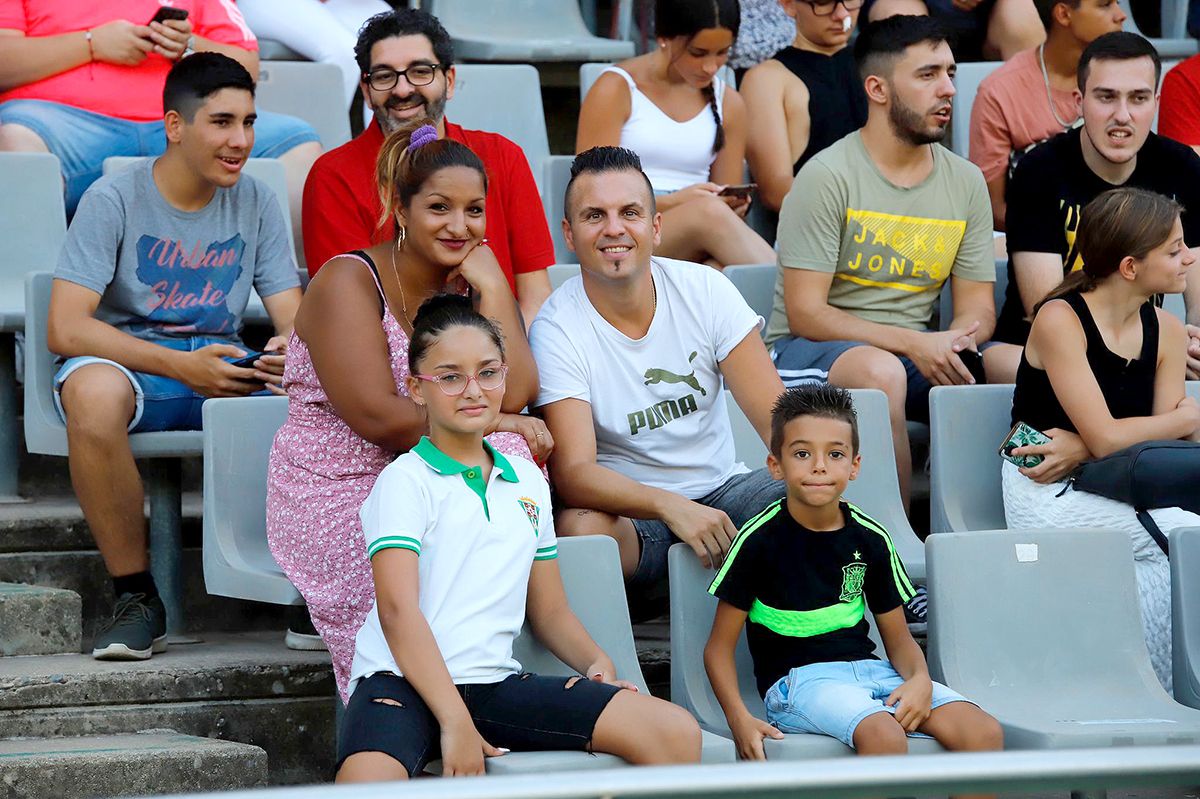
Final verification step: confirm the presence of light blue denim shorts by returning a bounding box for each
[764,658,972,748]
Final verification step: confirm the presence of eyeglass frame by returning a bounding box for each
[413,364,509,396]
[796,0,863,16]
[363,62,446,92]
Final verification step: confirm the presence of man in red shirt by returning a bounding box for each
[302,9,553,323]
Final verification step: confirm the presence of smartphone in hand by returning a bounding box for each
[998,421,1050,468]
[717,183,756,199]
[149,6,189,24]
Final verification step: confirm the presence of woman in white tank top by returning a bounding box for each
[576,0,775,269]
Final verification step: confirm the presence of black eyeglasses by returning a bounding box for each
[365,63,444,91]
[799,0,863,15]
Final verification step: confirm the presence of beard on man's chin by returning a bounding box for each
[374,95,448,134]
[887,101,949,146]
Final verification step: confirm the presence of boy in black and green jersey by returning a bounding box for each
[703,386,1002,783]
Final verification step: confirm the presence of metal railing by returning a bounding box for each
[151,745,1200,799]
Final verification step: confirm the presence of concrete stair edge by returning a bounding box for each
[0,581,81,656]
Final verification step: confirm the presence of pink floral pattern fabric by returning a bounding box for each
[266,254,534,700]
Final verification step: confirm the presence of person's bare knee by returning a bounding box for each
[0,123,50,153]
[829,347,908,407]
[335,751,410,783]
[982,343,1020,384]
[60,365,137,438]
[925,704,1004,752]
[852,712,908,755]
[591,691,701,764]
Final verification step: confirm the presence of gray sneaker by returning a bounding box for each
[92,592,167,660]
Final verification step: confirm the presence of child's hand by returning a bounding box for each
[585,658,639,692]
[730,712,784,761]
[440,719,507,776]
[886,675,933,732]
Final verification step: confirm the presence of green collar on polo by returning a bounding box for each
[412,436,518,519]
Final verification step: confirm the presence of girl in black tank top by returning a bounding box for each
[1009,188,1196,485]
[1001,188,1198,693]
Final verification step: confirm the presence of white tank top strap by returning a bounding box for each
[601,64,638,92]
[712,75,726,120]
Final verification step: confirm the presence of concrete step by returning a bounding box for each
[0,632,335,785]
[0,581,80,656]
[0,732,267,798]
[0,495,202,554]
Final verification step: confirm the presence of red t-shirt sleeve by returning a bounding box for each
[0,2,27,31]
[496,141,555,275]
[302,159,378,276]
[1160,61,1200,146]
[194,0,258,48]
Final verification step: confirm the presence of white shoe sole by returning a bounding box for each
[284,629,328,651]
[93,634,167,660]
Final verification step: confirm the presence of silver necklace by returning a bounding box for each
[1038,44,1077,130]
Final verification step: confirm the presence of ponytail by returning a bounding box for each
[702,82,724,154]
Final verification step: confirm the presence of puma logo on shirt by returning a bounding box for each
[643,351,707,396]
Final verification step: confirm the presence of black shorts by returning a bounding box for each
[337,671,623,775]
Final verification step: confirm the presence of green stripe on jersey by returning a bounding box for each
[534,544,558,561]
[749,595,865,637]
[368,535,421,558]
[846,504,915,601]
[708,499,784,595]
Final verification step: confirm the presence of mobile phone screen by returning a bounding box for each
[150,7,189,24]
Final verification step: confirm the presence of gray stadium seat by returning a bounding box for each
[927,528,1200,749]
[928,384,1013,534]
[949,61,1001,159]
[428,0,633,63]
[723,263,777,325]
[201,396,302,605]
[24,272,202,634]
[446,64,550,193]
[543,155,574,262]
[1121,0,1199,59]
[0,152,66,500]
[431,535,733,774]
[727,388,926,581]
[1172,527,1200,709]
[256,61,351,149]
[101,156,299,325]
[546,263,581,291]
[937,258,1009,331]
[256,39,305,61]
[580,62,736,102]
[667,543,944,758]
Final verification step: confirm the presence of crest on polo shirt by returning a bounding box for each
[518,497,540,533]
[840,552,867,603]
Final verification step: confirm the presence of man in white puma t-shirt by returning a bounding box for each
[529,146,786,596]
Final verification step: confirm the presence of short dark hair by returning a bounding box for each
[408,294,505,375]
[769,386,859,458]
[853,14,950,82]
[355,9,455,75]
[1032,0,1081,31]
[1077,31,1161,93]
[162,52,254,121]
[563,146,656,219]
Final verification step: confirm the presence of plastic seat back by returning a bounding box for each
[201,396,301,605]
[256,61,351,149]
[949,61,1001,158]
[1173,527,1200,709]
[446,64,550,191]
[546,263,581,291]
[543,155,575,263]
[0,153,66,330]
[723,263,777,324]
[430,0,633,62]
[928,528,1200,748]
[929,384,1013,533]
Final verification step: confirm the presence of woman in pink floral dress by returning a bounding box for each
[266,121,551,699]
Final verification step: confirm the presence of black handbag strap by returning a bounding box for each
[1136,509,1171,557]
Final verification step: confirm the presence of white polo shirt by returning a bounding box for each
[348,437,556,697]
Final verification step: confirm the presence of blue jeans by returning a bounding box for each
[53,336,261,433]
[0,99,319,214]
[764,659,972,748]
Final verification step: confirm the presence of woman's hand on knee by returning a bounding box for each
[440,718,507,777]
[585,657,639,692]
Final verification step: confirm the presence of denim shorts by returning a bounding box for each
[0,99,319,214]
[53,336,257,433]
[337,671,622,776]
[764,659,973,748]
[630,467,785,589]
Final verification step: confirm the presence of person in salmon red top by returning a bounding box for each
[0,0,322,221]
[46,54,302,662]
[301,9,554,324]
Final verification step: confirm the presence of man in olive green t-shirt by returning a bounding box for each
[768,14,997,509]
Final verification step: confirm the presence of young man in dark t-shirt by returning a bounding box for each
[994,32,1200,380]
[704,386,1001,767]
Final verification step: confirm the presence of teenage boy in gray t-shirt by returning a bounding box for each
[48,53,302,661]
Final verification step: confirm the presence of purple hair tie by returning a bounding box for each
[409,124,438,151]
